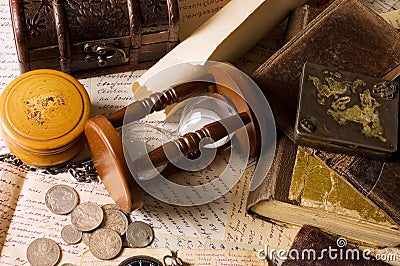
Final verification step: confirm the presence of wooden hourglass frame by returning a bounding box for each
[84,78,258,213]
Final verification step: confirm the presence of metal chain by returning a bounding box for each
[0,153,98,183]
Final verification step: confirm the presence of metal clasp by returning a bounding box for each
[373,81,398,99]
[84,42,129,67]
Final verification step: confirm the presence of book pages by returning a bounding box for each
[381,9,400,28]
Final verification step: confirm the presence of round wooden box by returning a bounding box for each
[0,69,90,167]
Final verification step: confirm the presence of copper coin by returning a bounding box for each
[61,224,82,244]
[89,228,122,260]
[45,185,79,215]
[26,238,60,266]
[70,202,103,232]
[101,209,129,235]
[126,221,154,248]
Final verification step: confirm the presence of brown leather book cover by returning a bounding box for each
[251,0,400,139]
[285,225,390,265]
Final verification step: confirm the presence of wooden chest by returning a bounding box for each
[9,0,179,78]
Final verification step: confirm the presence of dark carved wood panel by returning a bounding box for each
[24,0,58,49]
[139,0,169,33]
[65,0,131,43]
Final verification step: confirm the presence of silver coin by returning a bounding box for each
[45,185,79,215]
[26,238,60,266]
[61,224,82,244]
[89,228,122,260]
[126,221,154,248]
[101,209,129,235]
[102,203,121,211]
[82,231,92,247]
[70,202,103,232]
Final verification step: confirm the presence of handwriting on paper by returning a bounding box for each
[154,232,262,251]
[0,1,19,89]
[0,164,26,256]
[224,165,298,248]
[0,166,114,265]
[178,0,231,40]
[80,247,171,265]
[81,71,146,117]
[363,0,400,13]
[0,2,19,153]
[178,249,267,266]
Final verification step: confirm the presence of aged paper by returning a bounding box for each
[178,249,267,266]
[1,1,400,266]
[234,20,288,75]
[0,1,17,154]
[0,163,115,265]
[132,0,308,89]
[79,71,146,117]
[0,161,289,265]
[178,0,232,40]
[363,0,400,13]
[381,9,400,28]
[81,238,264,265]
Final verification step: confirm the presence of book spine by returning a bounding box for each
[284,5,322,44]
[246,134,297,209]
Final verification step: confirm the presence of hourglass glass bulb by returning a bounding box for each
[177,93,238,148]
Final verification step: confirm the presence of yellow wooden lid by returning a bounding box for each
[0,69,90,151]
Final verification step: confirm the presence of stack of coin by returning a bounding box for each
[28,184,155,262]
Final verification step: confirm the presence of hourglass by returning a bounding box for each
[85,70,258,212]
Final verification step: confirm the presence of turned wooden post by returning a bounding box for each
[108,78,216,127]
[133,112,251,170]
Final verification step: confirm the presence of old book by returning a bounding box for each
[285,225,390,265]
[247,135,400,247]
[283,3,325,43]
[251,0,400,228]
[251,0,400,140]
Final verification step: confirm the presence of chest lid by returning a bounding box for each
[0,69,90,150]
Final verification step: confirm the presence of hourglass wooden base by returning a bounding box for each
[85,116,144,213]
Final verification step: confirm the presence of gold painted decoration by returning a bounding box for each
[309,71,386,142]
